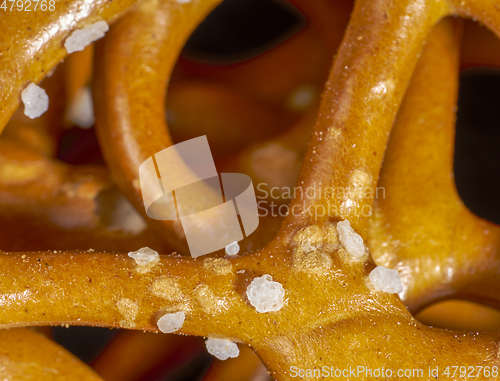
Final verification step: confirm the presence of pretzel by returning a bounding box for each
[0,0,500,379]
[369,17,500,312]
[92,330,203,380]
[0,328,101,380]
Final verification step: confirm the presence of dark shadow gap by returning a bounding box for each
[454,68,500,225]
[182,0,305,64]
[52,326,119,364]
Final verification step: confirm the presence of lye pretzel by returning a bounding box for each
[0,0,499,379]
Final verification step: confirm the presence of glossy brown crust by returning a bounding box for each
[0,328,103,380]
[0,0,500,379]
[369,18,500,312]
[0,243,498,380]
[0,41,168,253]
[93,0,223,252]
[91,330,203,380]
[283,0,448,235]
[0,0,141,130]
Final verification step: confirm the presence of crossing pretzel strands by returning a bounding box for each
[0,0,499,380]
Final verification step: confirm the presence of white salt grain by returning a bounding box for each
[205,338,239,360]
[369,266,403,293]
[336,220,366,258]
[246,275,284,313]
[21,83,49,119]
[68,86,94,128]
[157,311,185,333]
[225,241,240,255]
[176,0,192,3]
[64,21,109,54]
[128,247,159,267]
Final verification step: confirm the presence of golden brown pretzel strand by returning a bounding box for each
[0,0,143,130]
[0,243,497,380]
[2,0,498,379]
[0,116,167,252]
[93,0,224,253]
[89,1,350,376]
[370,18,500,312]
[91,330,203,380]
[1,20,500,376]
[282,0,447,235]
[94,0,500,305]
[93,0,346,254]
[0,38,169,252]
[0,141,168,252]
[0,328,102,380]
[284,0,500,236]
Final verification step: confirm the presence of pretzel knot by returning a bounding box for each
[0,0,499,379]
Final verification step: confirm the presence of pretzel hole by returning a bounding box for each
[416,299,500,331]
[454,68,500,225]
[182,0,305,64]
[166,0,336,161]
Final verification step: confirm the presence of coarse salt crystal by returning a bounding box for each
[21,83,49,119]
[369,266,403,293]
[64,21,109,54]
[205,338,239,360]
[128,247,159,267]
[157,311,185,333]
[336,220,366,258]
[246,274,284,313]
[225,241,240,255]
[68,86,94,128]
